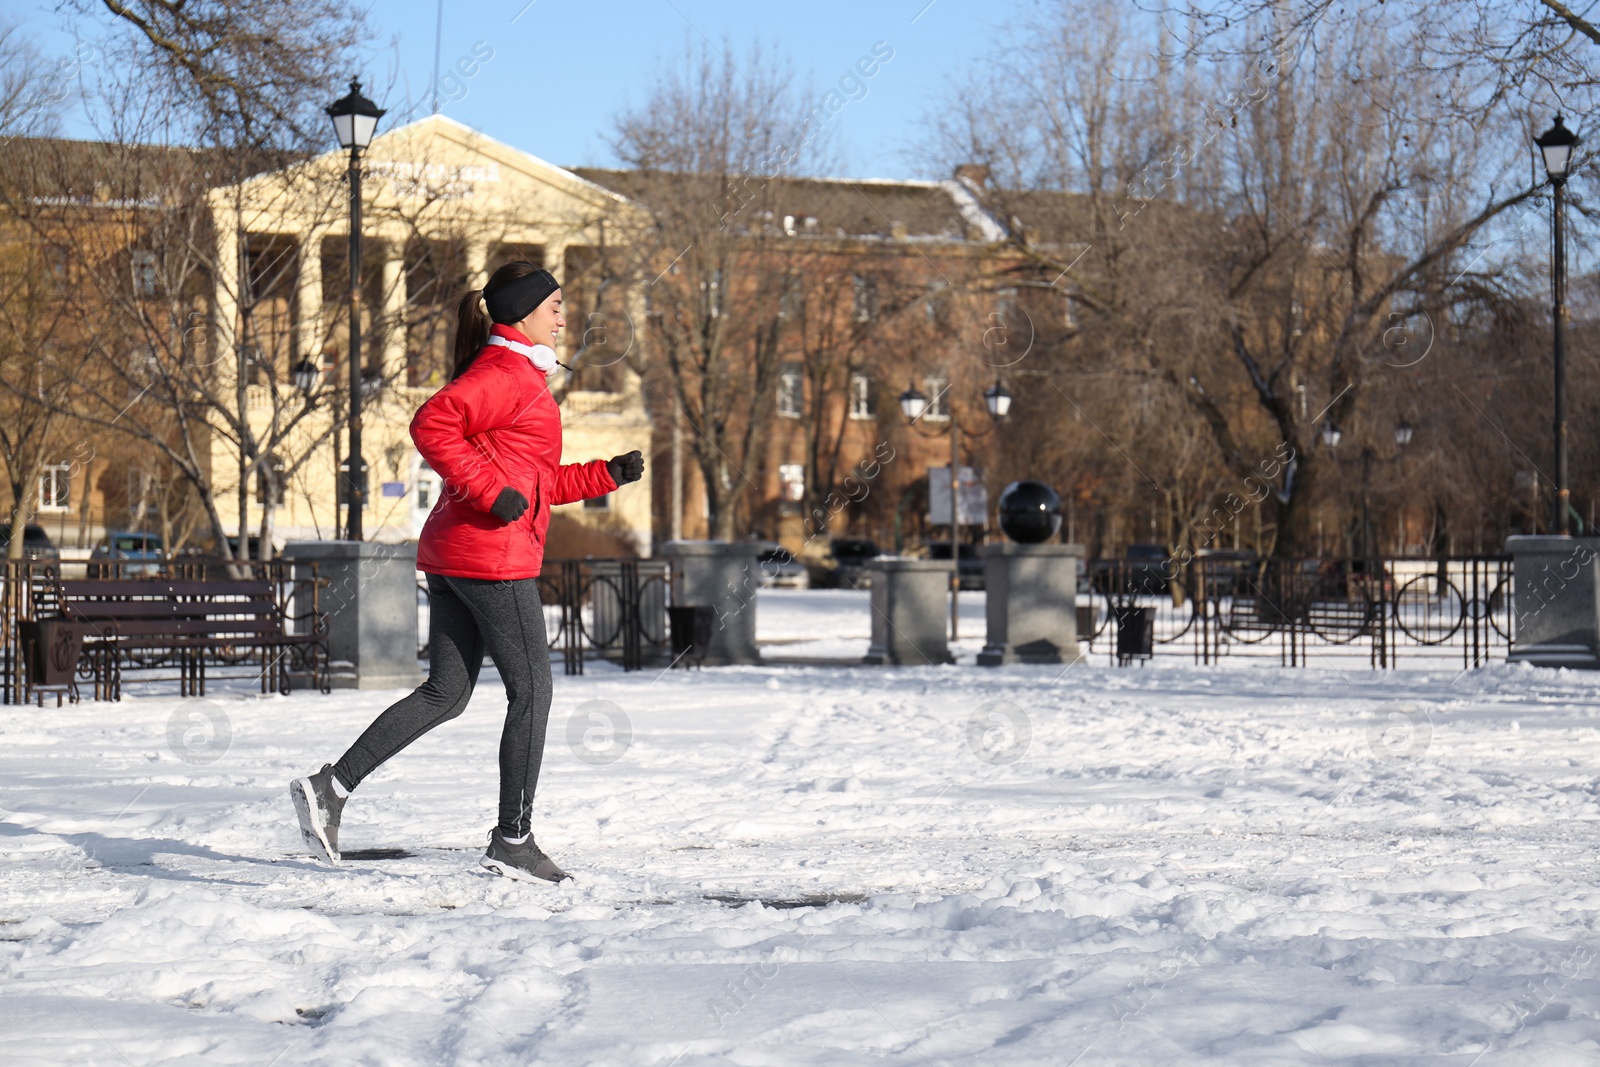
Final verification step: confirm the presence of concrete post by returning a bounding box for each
[977,542,1085,666]
[864,559,953,666]
[662,541,763,665]
[1506,535,1600,668]
[283,540,424,689]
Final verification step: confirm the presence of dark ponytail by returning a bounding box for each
[450,289,489,381]
[449,261,546,380]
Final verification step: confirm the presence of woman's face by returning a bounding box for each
[514,289,564,348]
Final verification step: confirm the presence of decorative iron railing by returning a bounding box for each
[1080,556,1514,668]
[417,558,670,675]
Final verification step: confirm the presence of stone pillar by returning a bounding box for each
[283,540,424,689]
[1506,535,1600,668]
[662,541,763,665]
[977,542,1085,666]
[380,244,407,381]
[295,230,324,363]
[863,559,952,666]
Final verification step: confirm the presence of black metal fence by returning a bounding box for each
[417,558,672,675]
[4,550,1524,700]
[1080,556,1514,668]
[538,559,670,674]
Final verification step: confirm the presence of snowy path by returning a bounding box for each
[5,649,1600,1062]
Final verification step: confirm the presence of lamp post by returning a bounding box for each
[900,377,1011,640]
[1321,420,1413,558]
[1536,114,1578,535]
[326,78,384,540]
[291,358,320,397]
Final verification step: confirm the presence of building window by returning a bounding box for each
[922,373,949,420]
[778,363,803,418]
[414,461,441,517]
[849,373,875,420]
[778,463,805,501]
[995,287,1017,325]
[852,274,877,323]
[38,463,71,511]
[778,275,802,320]
[131,249,159,296]
[584,493,611,510]
[254,454,285,506]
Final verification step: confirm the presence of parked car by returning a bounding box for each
[820,537,882,589]
[754,542,810,588]
[923,541,985,590]
[0,522,60,562]
[1194,547,1259,598]
[223,534,264,560]
[89,530,165,577]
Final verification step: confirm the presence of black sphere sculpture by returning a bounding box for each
[998,481,1062,544]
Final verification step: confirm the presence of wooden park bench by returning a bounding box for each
[31,574,329,701]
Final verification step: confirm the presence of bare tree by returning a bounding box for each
[14,0,374,560]
[608,42,828,539]
[921,1,1548,556]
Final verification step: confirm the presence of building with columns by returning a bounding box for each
[206,114,654,553]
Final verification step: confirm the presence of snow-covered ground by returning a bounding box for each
[4,590,1600,1064]
[756,587,991,662]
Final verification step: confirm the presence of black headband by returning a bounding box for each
[484,268,560,325]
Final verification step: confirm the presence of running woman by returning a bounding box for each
[290,262,644,882]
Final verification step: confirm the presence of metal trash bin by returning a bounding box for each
[668,605,716,668]
[1113,606,1153,666]
[20,618,84,704]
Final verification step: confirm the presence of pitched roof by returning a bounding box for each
[570,168,982,242]
[2,137,235,208]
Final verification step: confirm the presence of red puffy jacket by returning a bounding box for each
[411,324,617,579]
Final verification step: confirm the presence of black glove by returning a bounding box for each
[490,487,529,523]
[606,450,644,486]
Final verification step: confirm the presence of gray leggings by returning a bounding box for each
[333,572,554,838]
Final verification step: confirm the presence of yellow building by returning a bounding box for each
[207,115,654,554]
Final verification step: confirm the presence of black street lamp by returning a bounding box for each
[1324,421,1414,558]
[983,378,1012,419]
[897,382,928,421]
[1536,113,1579,535]
[327,78,384,540]
[291,358,320,397]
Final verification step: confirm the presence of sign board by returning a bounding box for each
[928,466,988,526]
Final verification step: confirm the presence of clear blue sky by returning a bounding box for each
[15,0,1034,180]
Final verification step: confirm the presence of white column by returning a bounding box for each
[465,241,489,289]
[295,230,323,363]
[380,245,406,382]
[211,214,240,389]
[546,242,571,361]
[622,280,647,400]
